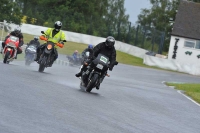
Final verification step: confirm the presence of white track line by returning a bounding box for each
[162,81,200,107]
[177,90,200,107]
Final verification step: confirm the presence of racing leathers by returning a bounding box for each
[27,40,40,48]
[2,31,24,55]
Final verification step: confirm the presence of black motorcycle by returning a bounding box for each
[25,44,37,66]
[38,31,66,72]
[80,53,118,92]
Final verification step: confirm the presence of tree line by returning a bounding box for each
[1,0,200,52]
[1,0,130,41]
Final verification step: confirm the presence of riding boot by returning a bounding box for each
[75,69,83,77]
[96,83,100,90]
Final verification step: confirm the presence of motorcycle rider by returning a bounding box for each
[25,36,40,51]
[75,36,116,89]
[34,21,66,66]
[27,36,40,48]
[1,26,24,59]
[81,44,93,60]
[72,50,79,62]
[25,36,40,58]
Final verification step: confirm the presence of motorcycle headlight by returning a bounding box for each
[47,44,53,50]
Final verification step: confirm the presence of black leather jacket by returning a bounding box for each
[28,40,40,48]
[92,42,116,69]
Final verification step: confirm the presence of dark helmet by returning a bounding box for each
[105,36,115,48]
[54,21,62,31]
[34,36,39,41]
[14,26,21,35]
[88,44,93,49]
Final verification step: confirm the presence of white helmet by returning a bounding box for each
[14,26,21,35]
[34,36,39,41]
[105,36,115,48]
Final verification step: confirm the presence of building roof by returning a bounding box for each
[171,0,200,40]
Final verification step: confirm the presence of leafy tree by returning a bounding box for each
[0,0,22,24]
[7,0,130,43]
[137,0,180,51]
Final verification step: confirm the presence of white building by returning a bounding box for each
[168,1,200,66]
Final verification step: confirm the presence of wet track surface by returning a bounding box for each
[0,59,200,133]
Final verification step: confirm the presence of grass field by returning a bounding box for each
[166,83,200,104]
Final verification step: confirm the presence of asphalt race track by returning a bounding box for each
[0,59,200,133]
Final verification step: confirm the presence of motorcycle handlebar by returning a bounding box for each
[39,35,64,48]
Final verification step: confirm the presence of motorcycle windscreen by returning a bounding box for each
[27,45,37,54]
[9,36,19,42]
[93,53,109,66]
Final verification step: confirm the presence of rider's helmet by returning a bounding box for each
[105,36,115,49]
[34,36,39,41]
[14,26,21,36]
[54,21,62,31]
[88,44,93,49]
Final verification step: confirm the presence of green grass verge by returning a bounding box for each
[166,83,200,104]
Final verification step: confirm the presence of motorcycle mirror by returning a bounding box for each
[63,40,67,42]
[41,31,45,34]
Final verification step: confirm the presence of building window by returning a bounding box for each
[184,39,200,49]
[184,40,195,48]
[195,41,200,49]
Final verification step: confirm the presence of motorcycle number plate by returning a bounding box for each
[96,64,103,70]
[100,56,108,63]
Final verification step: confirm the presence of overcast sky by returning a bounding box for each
[124,0,151,25]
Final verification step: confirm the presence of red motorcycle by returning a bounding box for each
[2,35,20,64]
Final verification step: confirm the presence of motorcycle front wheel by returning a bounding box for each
[38,64,45,72]
[3,51,10,64]
[25,59,31,66]
[86,73,99,92]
